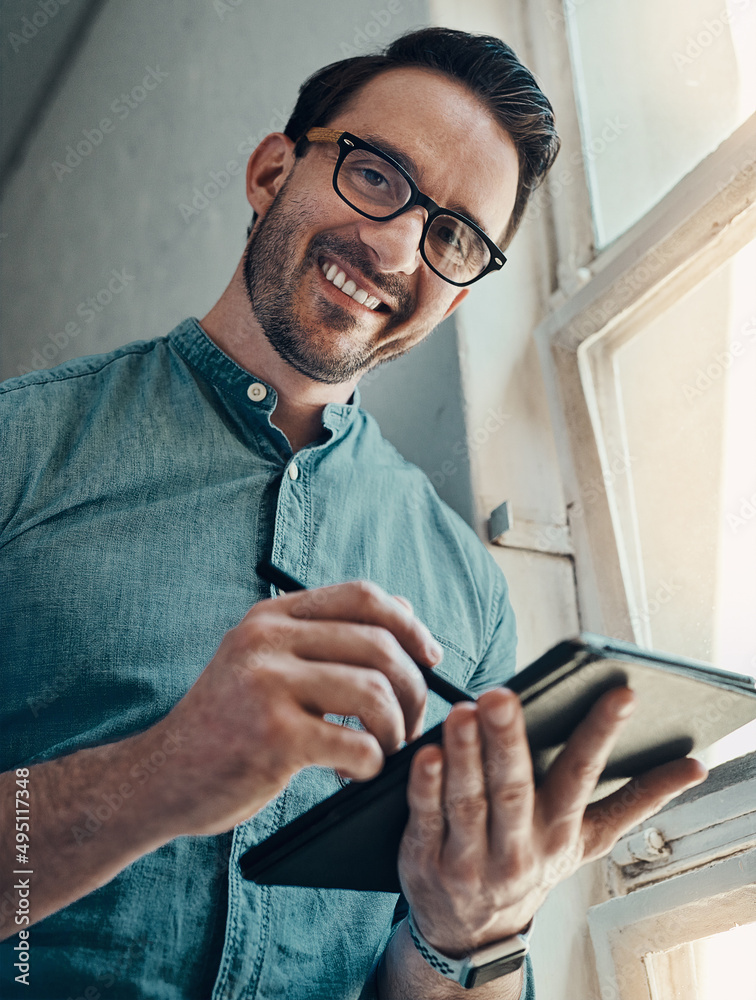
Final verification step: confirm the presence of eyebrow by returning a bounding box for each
[359,131,490,236]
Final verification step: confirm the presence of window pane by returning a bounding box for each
[696,923,756,1000]
[566,0,756,246]
[605,238,756,763]
[645,922,756,1000]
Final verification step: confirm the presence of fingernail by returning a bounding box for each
[489,694,516,727]
[688,762,708,786]
[426,639,443,664]
[457,718,478,743]
[426,757,442,776]
[616,694,636,718]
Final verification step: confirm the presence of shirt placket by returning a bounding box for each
[211,443,312,999]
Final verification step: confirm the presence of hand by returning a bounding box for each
[398,686,708,956]
[150,582,442,837]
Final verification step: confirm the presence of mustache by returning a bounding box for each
[306,233,415,319]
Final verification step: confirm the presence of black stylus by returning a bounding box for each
[257,559,476,706]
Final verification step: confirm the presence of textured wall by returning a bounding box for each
[0,0,478,521]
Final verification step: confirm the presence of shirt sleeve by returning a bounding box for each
[465,567,518,694]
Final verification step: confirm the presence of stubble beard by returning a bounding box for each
[242,185,416,385]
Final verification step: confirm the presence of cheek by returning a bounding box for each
[396,295,455,349]
[418,279,461,324]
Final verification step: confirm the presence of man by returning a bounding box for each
[0,27,706,999]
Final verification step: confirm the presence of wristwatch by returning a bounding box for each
[407,910,533,990]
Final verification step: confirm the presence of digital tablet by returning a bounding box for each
[239,633,756,893]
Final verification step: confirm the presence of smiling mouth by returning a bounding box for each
[320,259,387,312]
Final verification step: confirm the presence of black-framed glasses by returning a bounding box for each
[304,128,507,287]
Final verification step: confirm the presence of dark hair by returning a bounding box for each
[248,27,560,246]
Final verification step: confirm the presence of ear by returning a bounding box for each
[442,287,469,319]
[246,133,297,218]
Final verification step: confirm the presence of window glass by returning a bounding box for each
[566,0,756,246]
[605,237,756,763]
[645,921,756,999]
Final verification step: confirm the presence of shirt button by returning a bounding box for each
[288,463,300,481]
[247,382,267,402]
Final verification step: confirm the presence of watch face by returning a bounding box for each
[465,947,528,989]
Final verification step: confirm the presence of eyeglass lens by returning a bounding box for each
[336,147,491,283]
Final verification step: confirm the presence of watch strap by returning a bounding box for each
[407,910,532,989]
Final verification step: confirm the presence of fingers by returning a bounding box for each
[407,692,536,870]
[291,660,407,756]
[284,580,443,669]
[289,620,428,742]
[403,744,445,869]
[392,595,413,613]
[441,704,489,865]
[476,689,535,861]
[581,756,708,861]
[300,715,387,781]
[538,687,636,835]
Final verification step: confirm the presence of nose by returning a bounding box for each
[355,207,426,276]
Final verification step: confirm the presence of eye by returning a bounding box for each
[436,223,468,256]
[438,226,461,247]
[339,151,410,209]
[426,217,488,276]
[361,167,390,189]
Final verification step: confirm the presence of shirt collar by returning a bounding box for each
[169,317,362,441]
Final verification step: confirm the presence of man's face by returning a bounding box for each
[242,67,519,385]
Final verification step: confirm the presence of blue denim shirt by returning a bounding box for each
[0,318,533,999]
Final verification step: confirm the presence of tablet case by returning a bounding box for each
[239,633,756,893]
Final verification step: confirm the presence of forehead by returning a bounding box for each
[328,66,519,237]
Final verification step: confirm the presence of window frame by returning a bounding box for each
[533,110,756,639]
[429,3,756,996]
[587,754,756,1000]
[520,4,756,997]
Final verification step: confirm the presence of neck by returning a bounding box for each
[200,259,359,452]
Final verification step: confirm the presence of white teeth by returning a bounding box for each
[321,260,383,309]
